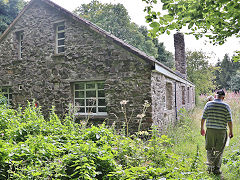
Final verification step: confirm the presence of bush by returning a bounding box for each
[0,102,213,179]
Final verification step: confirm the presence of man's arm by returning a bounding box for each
[201,118,206,136]
[201,102,209,136]
[226,104,233,138]
[228,121,233,138]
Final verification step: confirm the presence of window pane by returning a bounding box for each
[75,83,84,90]
[57,25,65,31]
[9,94,12,100]
[2,88,7,92]
[97,83,104,89]
[77,107,85,113]
[87,107,96,113]
[58,39,64,46]
[86,83,95,89]
[98,90,105,97]
[58,47,65,53]
[98,107,107,112]
[86,91,96,98]
[75,99,85,106]
[75,91,84,98]
[98,99,106,106]
[86,99,96,106]
[3,94,8,98]
[74,82,106,114]
[58,32,65,39]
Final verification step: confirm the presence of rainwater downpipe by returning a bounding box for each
[175,81,178,121]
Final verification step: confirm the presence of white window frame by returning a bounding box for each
[74,81,107,115]
[56,22,65,54]
[18,32,23,59]
[0,87,12,105]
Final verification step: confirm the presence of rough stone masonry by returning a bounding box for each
[0,0,195,133]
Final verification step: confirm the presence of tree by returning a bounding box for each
[74,0,174,68]
[0,0,26,34]
[139,26,174,68]
[215,54,240,89]
[143,0,239,44]
[142,0,240,60]
[74,0,157,58]
[228,71,240,92]
[186,50,216,94]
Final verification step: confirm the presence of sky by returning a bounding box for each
[26,0,240,64]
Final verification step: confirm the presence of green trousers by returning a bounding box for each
[205,128,227,169]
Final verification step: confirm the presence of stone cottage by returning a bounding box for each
[0,0,195,132]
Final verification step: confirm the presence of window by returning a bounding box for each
[187,87,190,103]
[56,22,65,53]
[0,87,12,105]
[74,81,107,115]
[166,82,173,110]
[18,32,23,59]
[182,86,186,105]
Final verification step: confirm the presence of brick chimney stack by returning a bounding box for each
[174,32,187,79]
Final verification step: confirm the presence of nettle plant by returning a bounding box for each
[0,99,213,179]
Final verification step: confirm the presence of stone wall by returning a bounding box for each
[0,0,195,133]
[0,0,153,132]
[151,72,176,133]
[151,71,195,132]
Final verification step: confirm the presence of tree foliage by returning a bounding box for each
[0,0,26,34]
[74,0,174,68]
[186,50,216,94]
[142,0,240,61]
[215,54,240,90]
[139,26,174,68]
[229,71,240,92]
[142,0,240,44]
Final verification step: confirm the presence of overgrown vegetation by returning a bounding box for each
[0,92,239,179]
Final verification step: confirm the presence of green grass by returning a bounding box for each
[168,92,240,179]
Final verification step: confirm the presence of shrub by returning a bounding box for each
[0,102,215,179]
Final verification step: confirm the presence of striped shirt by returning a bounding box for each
[202,99,232,130]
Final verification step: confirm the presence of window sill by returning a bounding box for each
[75,113,108,119]
[52,53,65,57]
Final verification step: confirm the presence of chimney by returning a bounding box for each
[174,32,187,79]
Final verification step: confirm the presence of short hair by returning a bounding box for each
[216,89,225,98]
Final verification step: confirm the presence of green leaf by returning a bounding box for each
[188,22,194,29]
[163,14,174,22]
[149,22,160,28]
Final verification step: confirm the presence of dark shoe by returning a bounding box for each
[213,168,222,175]
[207,167,213,174]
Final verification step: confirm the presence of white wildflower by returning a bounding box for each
[120,100,129,105]
[143,100,151,108]
[137,113,146,118]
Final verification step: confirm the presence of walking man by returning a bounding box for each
[200,90,233,175]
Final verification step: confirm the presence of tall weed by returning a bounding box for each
[0,100,213,179]
[1,92,240,179]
